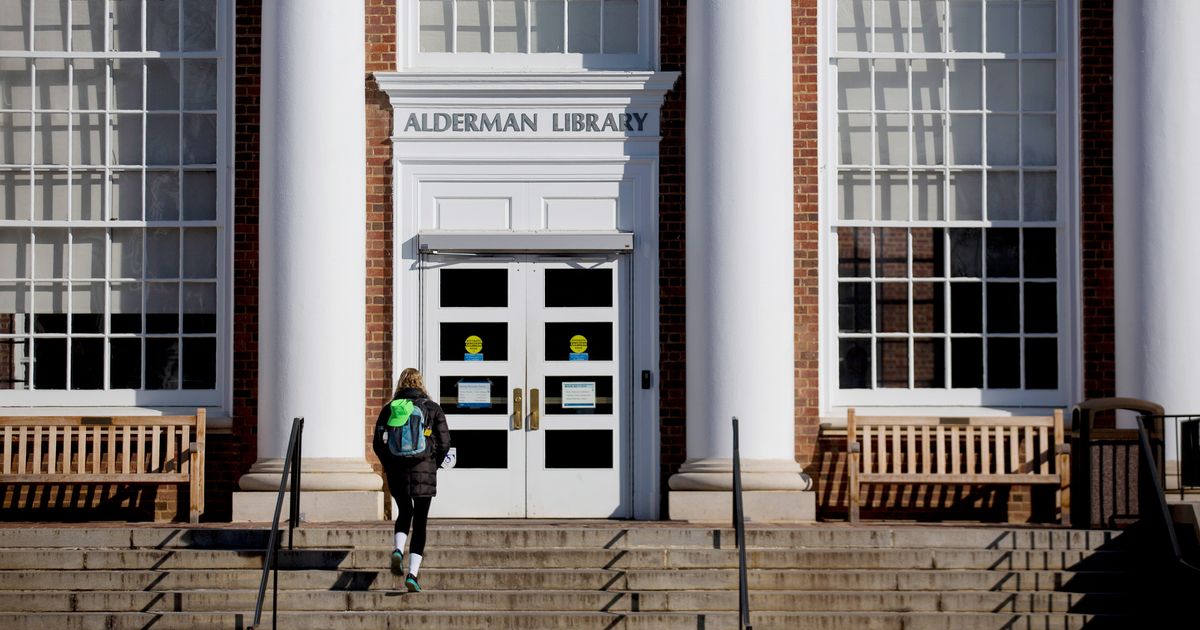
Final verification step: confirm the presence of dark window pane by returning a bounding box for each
[911,228,945,278]
[950,283,982,333]
[986,228,1020,277]
[146,314,177,334]
[1025,338,1058,389]
[986,282,1019,333]
[874,228,908,278]
[72,314,103,334]
[545,430,612,469]
[33,313,67,334]
[1023,228,1056,278]
[545,322,612,361]
[839,338,871,389]
[545,269,612,308]
[951,338,982,388]
[949,228,981,277]
[182,337,215,389]
[438,376,508,415]
[111,314,141,333]
[545,376,613,414]
[839,282,871,333]
[33,338,66,389]
[0,338,28,389]
[876,282,908,333]
[145,338,179,389]
[70,338,103,390]
[987,337,1020,388]
[441,269,507,308]
[110,338,141,388]
[877,339,909,388]
[183,313,215,333]
[838,227,871,278]
[913,337,945,387]
[912,282,944,333]
[1024,282,1057,333]
[448,430,507,469]
[440,322,507,361]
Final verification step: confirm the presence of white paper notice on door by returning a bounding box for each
[562,381,597,409]
[457,381,492,409]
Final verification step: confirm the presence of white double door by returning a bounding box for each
[423,254,630,517]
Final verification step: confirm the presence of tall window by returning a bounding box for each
[404,0,651,69]
[826,0,1073,407]
[0,0,227,406]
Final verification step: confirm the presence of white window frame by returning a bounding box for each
[397,0,658,71]
[0,0,234,409]
[818,0,1081,414]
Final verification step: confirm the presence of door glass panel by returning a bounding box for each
[438,375,508,415]
[448,429,507,468]
[545,268,612,307]
[544,321,612,361]
[545,430,612,469]
[440,322,507,361]
[544,376,612,415]
[441,268,507,307]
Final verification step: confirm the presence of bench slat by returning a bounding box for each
[1009,426,1020,475]
[46,426,56,474]
[921,425,930,474]
[152,426,161,474]
[852,416,1057,427]
[965,426,975,475]
[936,425,945,475]
[17,427,26,475]
[63,426,72,476]
[906,426,916,475]
[181,426,191,475]
[860,473,1063,484]
[1,474,191,483]
[950,426,960,475]
[2,426,10,474]
[0,417,202,427]
[862,425,872,475]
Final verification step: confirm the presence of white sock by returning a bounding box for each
[394,532,407,553]
[408,552,423,576]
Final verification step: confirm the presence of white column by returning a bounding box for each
[235,0,382,520]
[1114,0,1200,465]
[668,0,812,522]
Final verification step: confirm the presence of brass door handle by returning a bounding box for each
[530,388,540,431]
[513,388,523,430]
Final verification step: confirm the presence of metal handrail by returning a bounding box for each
[731,416,752,630]
[249,417,305,630]
[1134,414,1200,575]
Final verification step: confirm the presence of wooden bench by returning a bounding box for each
[0,410,206,523]
[846,408,1069,524]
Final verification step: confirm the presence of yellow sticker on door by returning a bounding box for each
[569,335,588,353]
[464,335,483,354]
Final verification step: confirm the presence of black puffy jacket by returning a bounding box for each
[372,387,451,498]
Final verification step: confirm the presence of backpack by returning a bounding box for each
[382,398,431,458]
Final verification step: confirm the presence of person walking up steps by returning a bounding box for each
[372,367,451,593]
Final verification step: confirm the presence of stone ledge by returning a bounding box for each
[668,490,816,523]
[232,491,384,522]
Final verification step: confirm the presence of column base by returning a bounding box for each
[234,457,384,522]
[232,490,384,522]
[668,490,816,523]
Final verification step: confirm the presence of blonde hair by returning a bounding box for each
[394,367,428,398]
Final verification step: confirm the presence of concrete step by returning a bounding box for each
[0,588,1136,614]
[0,546,1141,572]
[0,610,1137,630]
[0,567,1137,593]
[0,526,1131,552]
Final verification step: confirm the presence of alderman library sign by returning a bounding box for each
[398,110,658,137]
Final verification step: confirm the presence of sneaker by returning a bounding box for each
[405,573,422,593]
[389,550,404,575]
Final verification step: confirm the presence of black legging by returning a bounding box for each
[394,496,432,555]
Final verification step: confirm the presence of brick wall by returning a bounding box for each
[1080,1,1115,402]
[364,0,398,500]
[793,0,822,469]
[657,0,686,516]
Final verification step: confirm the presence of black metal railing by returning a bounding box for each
[1134,414,1200,575]
[249,416,305,630]
[731,416,752,630]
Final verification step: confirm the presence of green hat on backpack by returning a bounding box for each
[387,399,415,427]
